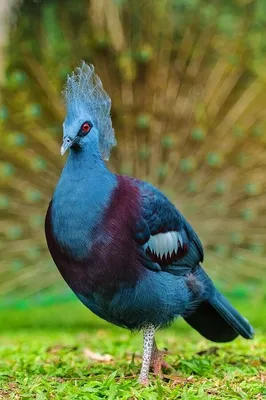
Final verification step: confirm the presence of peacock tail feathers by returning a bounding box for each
[1,0,266,307]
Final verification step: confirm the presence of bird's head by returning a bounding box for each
[61,62,116,160]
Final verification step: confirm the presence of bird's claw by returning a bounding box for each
[137,350,172,385]
[150,349,172,377]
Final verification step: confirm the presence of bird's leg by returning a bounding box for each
[150,338,171,376]
[138,324,155,386]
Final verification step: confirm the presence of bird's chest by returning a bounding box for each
[51,180,113,260]
[46,173,142,297]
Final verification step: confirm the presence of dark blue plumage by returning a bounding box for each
[45,62,254,384]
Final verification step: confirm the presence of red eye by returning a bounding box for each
[81,122,91,133]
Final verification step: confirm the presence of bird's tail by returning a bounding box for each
[184,267,254,342]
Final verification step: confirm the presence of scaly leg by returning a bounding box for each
[138,324,155,385]
[150,339,171,376]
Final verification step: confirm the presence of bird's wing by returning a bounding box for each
[134,181,204,275]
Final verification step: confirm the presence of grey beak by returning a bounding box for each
[61,137,72,156]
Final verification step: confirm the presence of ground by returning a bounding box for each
[0,298,265,399]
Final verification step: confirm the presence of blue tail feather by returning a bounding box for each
[209,291,254,339]
[184,267,254,342]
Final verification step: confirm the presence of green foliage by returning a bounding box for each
[0,301,265,399]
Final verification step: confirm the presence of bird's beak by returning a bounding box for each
[61,137,73,156]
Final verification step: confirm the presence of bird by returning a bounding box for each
[44,62,254,385]
[1,0,265,308]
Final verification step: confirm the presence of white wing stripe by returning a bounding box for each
[167,232,174,255]
[171,232,178,253]
[159,233,165,257]
[164,232,171,255]
[145,231,181,258]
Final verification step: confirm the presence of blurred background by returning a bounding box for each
[0,0,265,313]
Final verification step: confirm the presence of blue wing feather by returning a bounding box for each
[133,180,204,273]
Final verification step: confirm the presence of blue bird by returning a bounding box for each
[45,62,254,385]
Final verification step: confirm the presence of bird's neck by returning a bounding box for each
[56,139,116,201]
[52,141,117,258]
[63,142,108,180]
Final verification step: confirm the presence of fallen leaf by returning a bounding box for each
[84,347,113,363]
[163,374,195,385]
[197,347,219,356]
[259,372,265,384]
[47,344,77,354]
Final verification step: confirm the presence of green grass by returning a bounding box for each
[0,299,265,399]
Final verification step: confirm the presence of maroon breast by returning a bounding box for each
[45,175,144,298]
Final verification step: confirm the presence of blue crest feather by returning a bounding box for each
[63,61,116,160]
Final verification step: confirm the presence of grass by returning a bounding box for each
[0,298,265,399]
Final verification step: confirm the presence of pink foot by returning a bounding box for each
[150,349,172,377]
